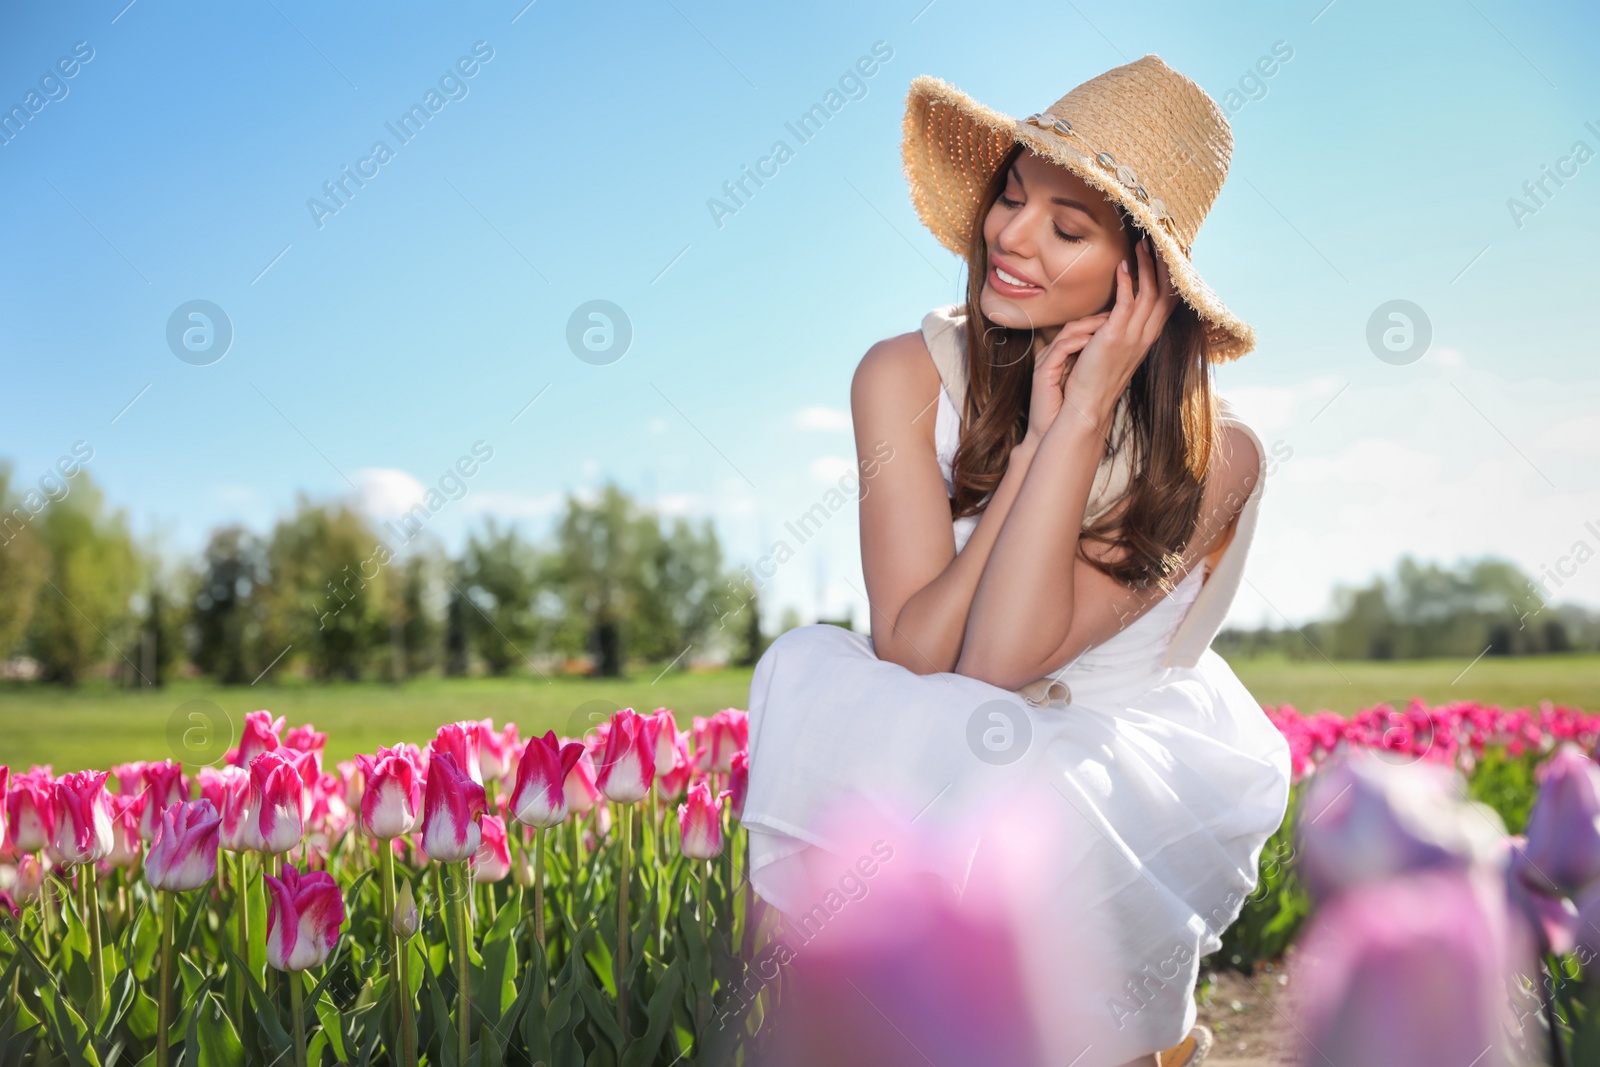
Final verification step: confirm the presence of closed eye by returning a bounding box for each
[996,193,1085,243]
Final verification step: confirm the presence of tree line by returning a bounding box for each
[1213,554,1600,662]
[0,464,781,687]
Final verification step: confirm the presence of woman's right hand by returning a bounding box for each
[1021,311,1111,449]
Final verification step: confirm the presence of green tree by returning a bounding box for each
[0,463,48,659]
[263,497,389,681]
[26,475,139,685]
[459,519,541,676]
[191,525,269,684]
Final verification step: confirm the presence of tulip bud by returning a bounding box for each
[514,855,535,888]
[393,877,419,939]
[14,853,47,903]
[510,731,585,829]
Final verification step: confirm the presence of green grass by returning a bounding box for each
[2,653,1596,774]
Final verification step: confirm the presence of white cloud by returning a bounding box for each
[350,468,426,518]
[808,455,856,482]
[794,406,851,432]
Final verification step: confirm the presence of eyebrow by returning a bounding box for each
[1007,163,1103,224]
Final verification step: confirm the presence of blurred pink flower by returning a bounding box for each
[1519,741,1600,898]
[472,814,511,883]
[106,794,144,868]
[216,766,261,852]
[6,769,56,852]
[146,799,222,892]
[474,718,518,784]
[265,864,344,971]
[430,721,483,786]
[655,730,693,802]
[233,710,285,768]
[283,724,327,753]
[693,709,748,774]
[563,747,602,816]
[646,709,678,775]
[137,761,187,842]
[729,750,749,820]
[1290,866,1526,1067]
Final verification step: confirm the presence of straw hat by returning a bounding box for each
[901,54,1256,362]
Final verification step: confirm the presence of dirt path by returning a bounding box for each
[1194,961,1296,1065]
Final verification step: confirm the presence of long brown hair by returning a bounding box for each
[948,142,1221,594]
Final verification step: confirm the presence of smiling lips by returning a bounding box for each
[988,256,1045,296]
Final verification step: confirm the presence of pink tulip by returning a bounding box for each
[677,781,728,860]
[146,799,222,891]
[509,731,585,828]
[51,770,113,866]
[693,709,748,774]
[0,765,7,850]
[195,766,228,812]
[729,750,749,820]
[430,722,483,786]
[595,708,659,804]
[420,752,486,863]
[472,814,511,883]
[656,730,693,802]
[1520,741,1600,897]
[564,748,602,815]
[647,709,678,774]
[214,766,261,852]
[250,751,305,855]
[357,751,420,839]
[283,724,327,753]
[474,718,517,784]
[1291,866,1526,1066]
[233,710,285,768]
[6,769,56,852]
[138,761,187,841]
[106,794,144,868]
[14,853,46,903]
[111,760,146,795]
[264,864,344,971]
[1293,746,1501,905]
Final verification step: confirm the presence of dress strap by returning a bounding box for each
[921,302,969,419]
[1158,395,1267,670]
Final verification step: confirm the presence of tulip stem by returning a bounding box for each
[455,862,472,1064]
[379,846,401,1056]
[78,866,104,1025]
[396,921,417,1067]
[157,891,175,1067]
[234,851,250,1021]
[617,803,632,1050]
[290,971,307,1067]
[534,826,546,950]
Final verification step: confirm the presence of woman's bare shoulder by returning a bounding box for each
[850,328,942,427]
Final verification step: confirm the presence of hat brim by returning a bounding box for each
[901,74,1256,362]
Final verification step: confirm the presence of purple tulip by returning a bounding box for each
[1519,741,1600,898]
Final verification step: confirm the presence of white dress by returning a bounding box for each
[742,305,1294,1065]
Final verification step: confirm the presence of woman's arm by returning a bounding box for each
[852,333,1042,674]
[957,236,1196,687]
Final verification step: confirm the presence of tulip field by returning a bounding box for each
[4,694,1600,1064]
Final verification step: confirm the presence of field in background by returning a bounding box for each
[2,651,1596,773]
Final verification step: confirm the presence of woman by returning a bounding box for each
[742,56,1293,1067]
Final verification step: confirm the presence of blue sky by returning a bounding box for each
[3,0,1598,633]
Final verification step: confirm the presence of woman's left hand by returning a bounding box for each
[1060,234,1181,424]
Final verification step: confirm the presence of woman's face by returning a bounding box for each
[978,149,1130,338]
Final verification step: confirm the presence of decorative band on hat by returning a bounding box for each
[1020,112,1193,260]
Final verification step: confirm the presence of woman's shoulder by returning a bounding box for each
[850,325,942,415]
